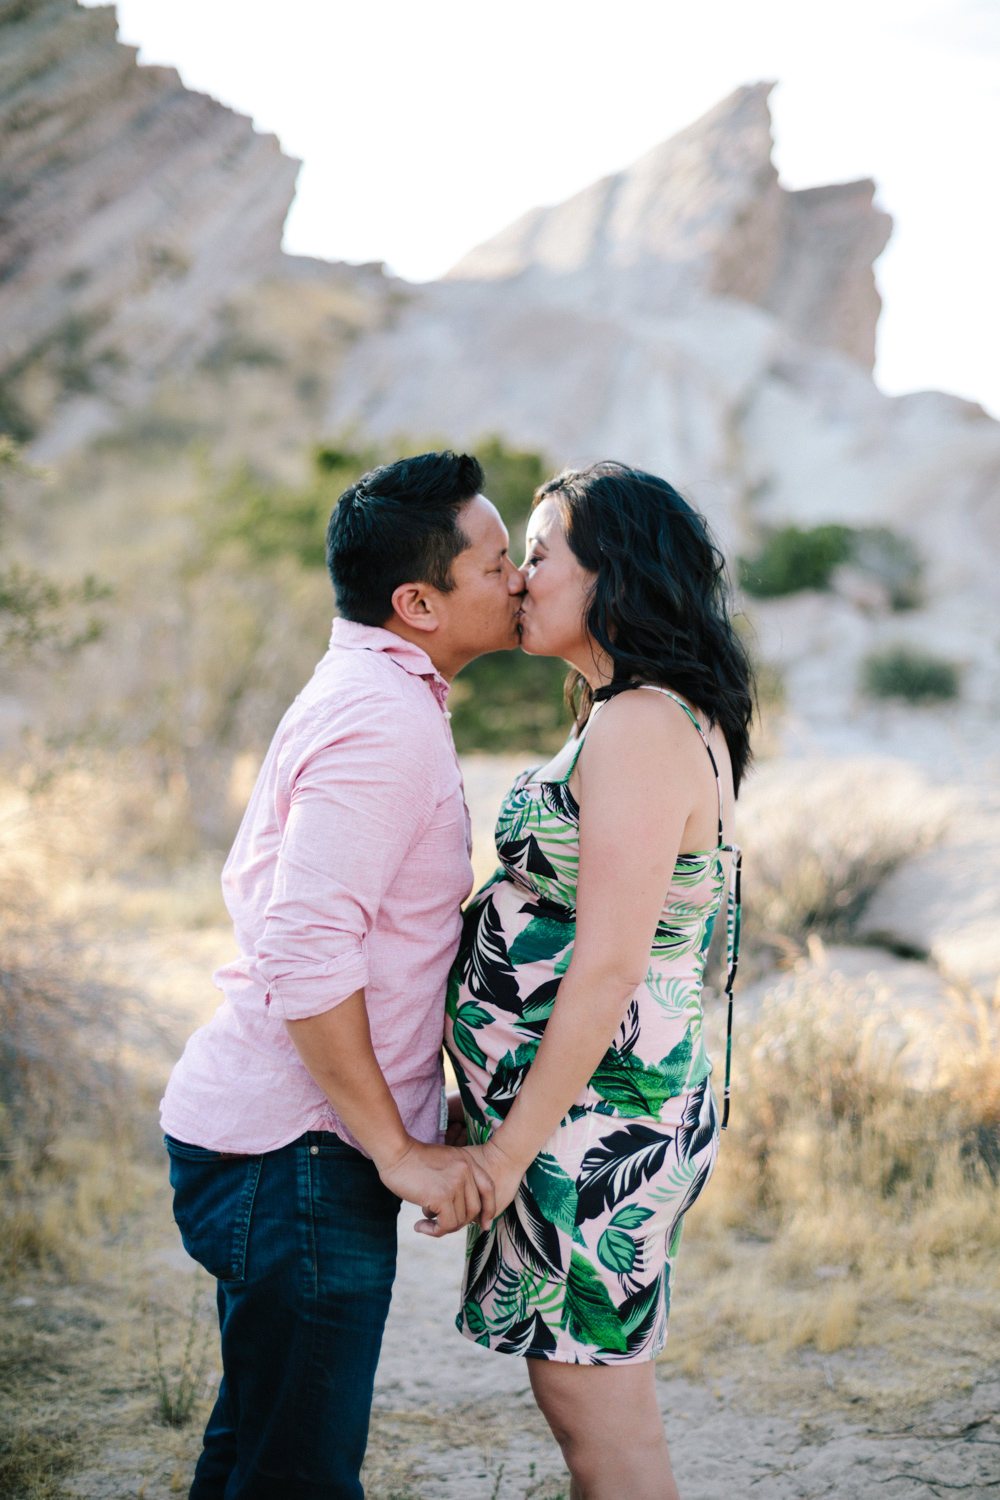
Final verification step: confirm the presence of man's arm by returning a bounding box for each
[285,992,494,1234]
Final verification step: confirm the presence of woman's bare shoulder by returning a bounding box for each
[585,688,706,747]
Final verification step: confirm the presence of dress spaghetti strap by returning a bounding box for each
[592,681,742,1128]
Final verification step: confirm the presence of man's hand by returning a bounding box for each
[444,1089,467,1146]
[284,997,494,1234]
[462,1137,526,1230]
[378,1139,496,1236]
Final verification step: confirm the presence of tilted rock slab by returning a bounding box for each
[0,0,298,451]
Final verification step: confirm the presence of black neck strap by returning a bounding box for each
[592,681,647,702]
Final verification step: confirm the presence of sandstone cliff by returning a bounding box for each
[0,0,342,454]
[448,84,891,370]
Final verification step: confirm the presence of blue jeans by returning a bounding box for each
[166,1130,401,1500]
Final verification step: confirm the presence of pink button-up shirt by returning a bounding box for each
[160,619,474,1155]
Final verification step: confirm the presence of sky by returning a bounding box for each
[85,0,1000,415]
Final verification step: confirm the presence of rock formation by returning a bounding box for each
[324,85,1000,757]
[324,86,906,546]
[448,84,891,370]
[0,0,307,452]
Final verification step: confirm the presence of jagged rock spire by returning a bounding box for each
[447,83,891,368]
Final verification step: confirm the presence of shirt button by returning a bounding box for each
[310,1145,319,1155]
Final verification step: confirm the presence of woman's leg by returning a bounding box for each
[528,1359,680,1500]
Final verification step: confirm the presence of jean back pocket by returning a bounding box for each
[165,1137,262,1283]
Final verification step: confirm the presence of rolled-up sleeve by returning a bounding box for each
[256,700,436,1020]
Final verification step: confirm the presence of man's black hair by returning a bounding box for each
[325,450,485,626]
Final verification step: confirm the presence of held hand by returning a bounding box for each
[463,1137,526,1230]
[377,1139,496,1236]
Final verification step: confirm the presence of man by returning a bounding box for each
[160,451,523,1499]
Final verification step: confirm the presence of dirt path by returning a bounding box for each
[365,1203,1000,1499]
[5,1191,993,1500]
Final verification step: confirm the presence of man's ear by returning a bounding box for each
[389,581,440,634]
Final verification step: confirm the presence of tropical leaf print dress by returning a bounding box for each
[444,687,741,1365]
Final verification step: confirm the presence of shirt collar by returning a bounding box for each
[329,618,451,709]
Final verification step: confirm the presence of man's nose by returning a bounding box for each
[506,558,525,593]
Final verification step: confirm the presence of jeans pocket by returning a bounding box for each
[165,1137,262,1283]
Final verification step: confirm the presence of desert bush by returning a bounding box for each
[669,967,1000,1364]
[0,439,109,663]
[0,899,135,1277]
[861,645,959,703]
[851,527,923,610]
[735,757,952,958]
[739,524,853,596]
[152,1285,214,1427]
[0,955,122,1172]
[0,765,153,1275]
[201,444,374,570]
[739,523,921,607]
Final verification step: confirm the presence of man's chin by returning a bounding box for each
[498,620,524,652]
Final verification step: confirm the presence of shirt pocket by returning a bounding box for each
[165,1136,263,1283]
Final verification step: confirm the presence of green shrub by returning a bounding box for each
[450,649,568,753]
[860,646,959,704]
[153,1286,213,1427]
[0,441,110,664]
[739,525,853,597]
[202,447,373,570]
[851,527,922,610]
[739,523,924,607]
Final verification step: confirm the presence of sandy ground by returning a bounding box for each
[9,1194,988,1500]
[365,1203,1000,1499]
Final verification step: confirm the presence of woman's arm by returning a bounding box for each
[471,693,714,1220]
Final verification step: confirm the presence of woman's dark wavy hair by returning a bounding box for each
[534,461,755,793]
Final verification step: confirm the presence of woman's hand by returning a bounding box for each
[413,1137,525,1235]
[464,1138,527,1229]
[379,1139,496,1236]
[444,1089,468,1146]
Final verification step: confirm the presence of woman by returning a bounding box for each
[441,462,752,1500]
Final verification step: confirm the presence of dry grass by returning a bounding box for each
[735,757,954,965]
[0,1429,75,1500]
[0,754,181,1282]
[664,967,1000,1393]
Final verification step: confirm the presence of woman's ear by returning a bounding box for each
[389,581,440,634]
